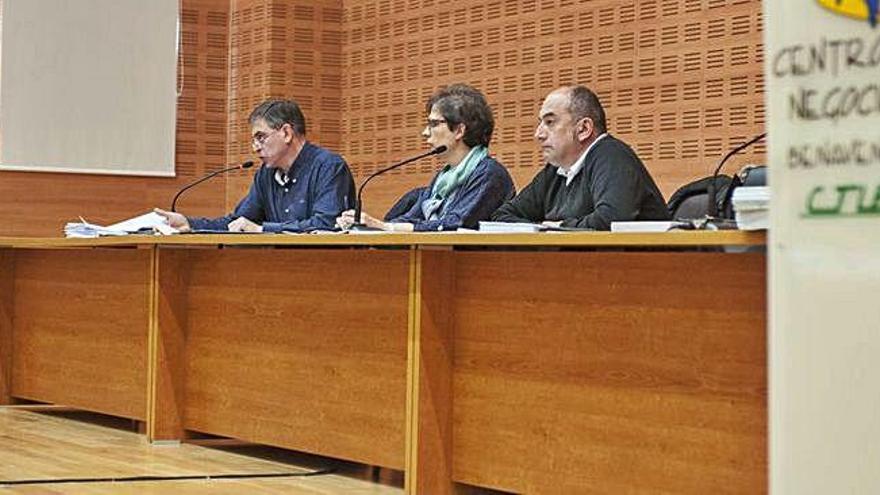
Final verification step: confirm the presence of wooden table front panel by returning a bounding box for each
[451,251,767,494]
[11,249,150,419]
[181,248,410,469]
[1,250,14,404]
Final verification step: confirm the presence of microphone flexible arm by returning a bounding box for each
[171,161,254,212]
[706,132,766,218]
[354,146,447,224]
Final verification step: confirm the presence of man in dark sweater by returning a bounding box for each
[492,86,669,230]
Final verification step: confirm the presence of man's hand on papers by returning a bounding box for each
[228,216,263,233]
[154,208,191,233]
[541,220,563,228]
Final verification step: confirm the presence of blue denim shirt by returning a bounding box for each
[188,142,355,232]
[390,156,514,231]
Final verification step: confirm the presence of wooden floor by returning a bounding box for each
[0,408,404,494]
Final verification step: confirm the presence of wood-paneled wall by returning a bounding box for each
[0,0,765,236]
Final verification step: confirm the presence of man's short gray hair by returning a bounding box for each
[248,99,307,136]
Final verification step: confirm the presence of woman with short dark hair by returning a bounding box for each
[336,83,514,232]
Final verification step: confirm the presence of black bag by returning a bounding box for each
[666,175,734,220]
[667,165,767,220]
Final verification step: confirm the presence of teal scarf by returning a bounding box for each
[420,146,488,220]
[430,145,487,201]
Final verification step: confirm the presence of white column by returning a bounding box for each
[766,1,880,493]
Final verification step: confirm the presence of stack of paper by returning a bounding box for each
[64,212,177,238]
[732,186,770,230]
[64,219,128,238]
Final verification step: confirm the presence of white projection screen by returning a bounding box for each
[0,0,178,176]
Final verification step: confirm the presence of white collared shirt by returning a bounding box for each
[556,133,608,186]
[274,169,289,186]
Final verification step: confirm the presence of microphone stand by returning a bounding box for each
[171,161,254,212]
[705,132,767,225]
[350,146,447,231]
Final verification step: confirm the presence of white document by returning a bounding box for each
[478,221,547,233]
[64,211,177,238]
[106,212,172,232]
[610,221,686,232]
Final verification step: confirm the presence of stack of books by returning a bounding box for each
[732,186,769,230]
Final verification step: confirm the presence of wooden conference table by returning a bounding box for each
[0,231,766,494]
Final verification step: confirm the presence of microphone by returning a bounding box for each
[706,133,766,219]
[351,146,447,229]
[171,161,254,212]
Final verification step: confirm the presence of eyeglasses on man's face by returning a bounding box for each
[251,128,282,147]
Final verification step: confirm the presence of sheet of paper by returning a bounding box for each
[106,211,170,232]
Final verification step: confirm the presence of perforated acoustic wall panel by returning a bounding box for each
[225,0,343,211]
[342,0,766,213]
[178,0,231,179]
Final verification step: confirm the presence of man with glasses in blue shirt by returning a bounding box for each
[156,99,355,232]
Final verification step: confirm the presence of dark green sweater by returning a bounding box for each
[491,135,669,230]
